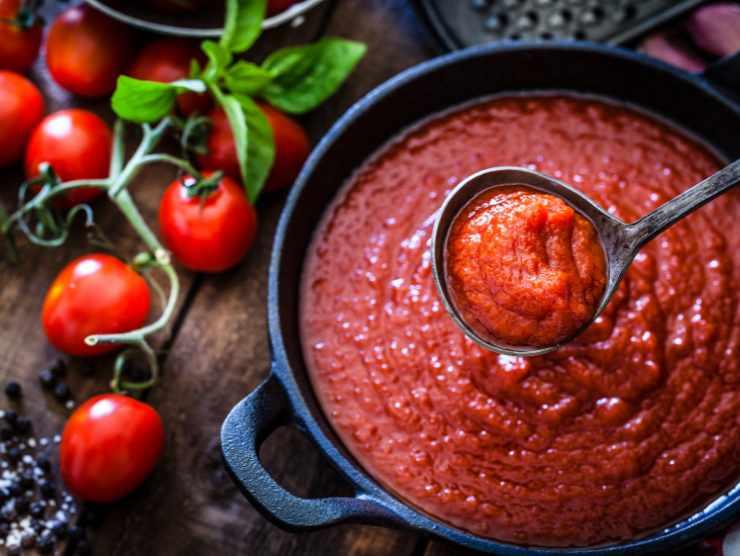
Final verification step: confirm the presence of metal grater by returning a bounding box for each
[416,0,708,49]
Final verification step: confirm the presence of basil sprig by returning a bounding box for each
[110,0,366,204]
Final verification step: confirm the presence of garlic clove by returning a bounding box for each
[639,32,707,73]
[687,2,740,58]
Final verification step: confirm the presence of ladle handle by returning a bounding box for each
[625,158,740,249]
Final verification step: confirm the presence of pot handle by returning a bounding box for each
[221,373,405,530]
[702,50,740,93]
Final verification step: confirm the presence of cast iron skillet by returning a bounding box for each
[222,43,740,555]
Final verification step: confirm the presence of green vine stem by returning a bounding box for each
[1,117,201,394]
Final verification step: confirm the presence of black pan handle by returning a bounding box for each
[702,50,740,93]
[221,372,406,530]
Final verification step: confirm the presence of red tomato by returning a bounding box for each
[61,394,164,503]
[0,71,43,167]
[25,109,112,207]
[46,5,134,97]
[42,254,151,357]
[0,0,43,71]
[260,103,311,192]
[159,173,257,272]
[268,0,297,16]
[197,104,310,193]
[128,38,211,116]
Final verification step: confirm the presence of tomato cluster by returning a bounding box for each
[1,0,310,506]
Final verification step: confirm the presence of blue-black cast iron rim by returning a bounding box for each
[266,41,740,555]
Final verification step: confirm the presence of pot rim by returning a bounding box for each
[267,41,740,554]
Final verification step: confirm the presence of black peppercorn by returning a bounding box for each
[39,480,56,499]
[6,446,20,463]
[38,368,56,390]
[4,410,18,426]
[21,532,36,549]
[36,455,52,473]
[29,500,45,519]
[51,359,67,378]
[7,481,22,497]
[37,531,55,554]
[15,416,32,435]
[53,382,71,401]
[51,520,68,538]
[0,426,14,441]
[15,497,30,515]
[4,381,22,399]
[19,472,34,489]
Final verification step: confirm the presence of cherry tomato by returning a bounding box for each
[42,254,151,357]
[0,71,43,168]
[197,104,310,193]
[0,0,42,71]
[268,0,297,16]
[260,103,311,192]
[61,394,164,503]
[46,5,134,97]
[25,109,112,207]
[159,173,257,272]
[128,37,211,116]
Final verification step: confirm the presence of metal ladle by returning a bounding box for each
[431,161,740,357]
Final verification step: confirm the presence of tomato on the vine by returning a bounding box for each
[129,38,211,116]
[42,254,151,357]
[61,394,164,503]
[159,173,257,272]
[197,104,311,193]
[46,5,134,97]
[0,0,43,72]
[25,108,112,207]
[0,71,43,168]
[260,103,311,192]
[268,0,297,16]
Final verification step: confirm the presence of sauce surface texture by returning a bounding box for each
[300,96,740,546]
[446,186,606,348]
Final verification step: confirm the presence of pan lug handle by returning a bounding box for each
[702,50,740,93]
[221,372,408,530]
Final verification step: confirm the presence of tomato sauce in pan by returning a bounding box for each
[300,95,740,546]
[446,186,607,348]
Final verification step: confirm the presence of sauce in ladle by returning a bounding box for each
[445,185,606,348]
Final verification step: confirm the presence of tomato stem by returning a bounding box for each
[2,117,194,394]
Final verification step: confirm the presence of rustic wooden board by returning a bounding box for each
[0,1,461,554]
[89,1,440,555]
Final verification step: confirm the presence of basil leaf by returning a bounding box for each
[171,79,207,93]
[235,94,275,200]
[111,76,177,123]
[212,88,251,201]
[201,40,233,82]
[224,61,273,96]
[221,0,266,54]
[260,38,366,114]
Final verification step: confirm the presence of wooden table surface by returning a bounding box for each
[0,0,488,554]
[1,2,723,555]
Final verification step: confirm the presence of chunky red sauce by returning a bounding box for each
[300,96,740,547]
[446,186,606,347]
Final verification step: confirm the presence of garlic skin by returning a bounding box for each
[687,2,740,58]
[639,33,707,73]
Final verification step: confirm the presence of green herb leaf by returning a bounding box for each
[171,79,207,93]
[261,37,366,114]
[111,76,177,123]
[221,0,266,55]
[201,40,233,82]
[235,94,275,200]
[211,88,251,201]
[224,61,273,96]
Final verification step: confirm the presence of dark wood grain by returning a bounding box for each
[0,1,447,555]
